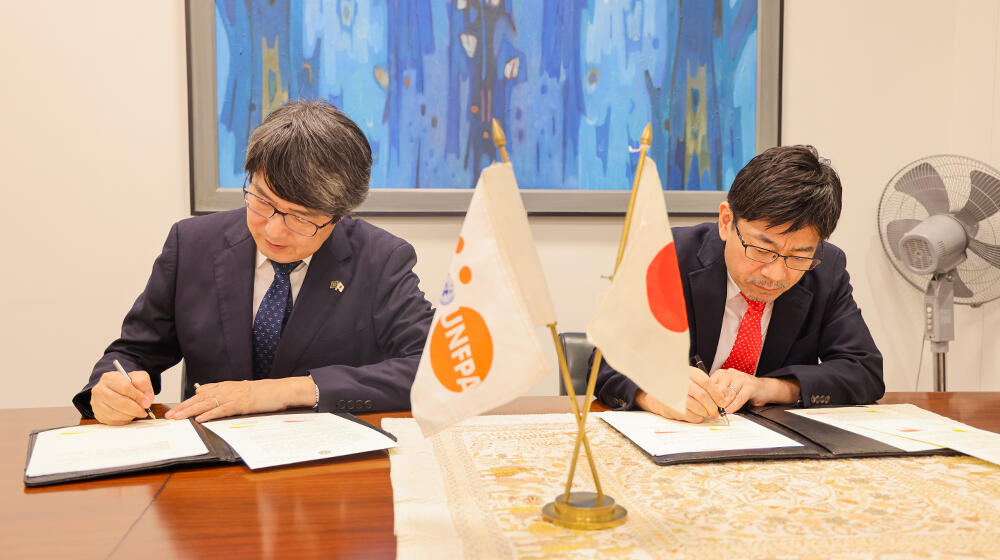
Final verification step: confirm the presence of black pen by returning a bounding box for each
[692,354,729,426]
[113,359,156,420]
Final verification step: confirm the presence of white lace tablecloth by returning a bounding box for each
[386,414,1000,560]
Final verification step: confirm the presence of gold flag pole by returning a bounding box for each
[548,123,654,528]
[612,124,653,278]
[491,119,619,529]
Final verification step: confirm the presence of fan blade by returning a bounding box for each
[895,162,950,215]
[952,270,974,299]
[885,219,922,261]
[954,170,1000,226]
[968,237,1000,268]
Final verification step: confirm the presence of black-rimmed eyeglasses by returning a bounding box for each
[242,187,336,238]
[733,221,823,271]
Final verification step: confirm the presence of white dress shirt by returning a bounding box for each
[252,251,311,323]
[709,272,774,375]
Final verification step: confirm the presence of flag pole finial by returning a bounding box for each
[610,123,654,276]
[491,118,510,163]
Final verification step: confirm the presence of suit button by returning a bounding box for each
[347,400,355,410]
[337,399,346,410]
[365,400,373,410]
[614,398,626,408]
[810,395,817,404]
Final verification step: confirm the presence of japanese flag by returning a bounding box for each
[411,163,555,437]
[587,157,689,414]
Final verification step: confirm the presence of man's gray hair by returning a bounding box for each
[244,100,372,218]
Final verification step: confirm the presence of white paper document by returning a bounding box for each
[810,408,1000,466]
[26,419,209,477]
[788,404,946,452]
[598,411,802,456]
[900,427,1000,466]
[202,413,397,470]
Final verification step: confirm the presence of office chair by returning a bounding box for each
[557,332,595,396]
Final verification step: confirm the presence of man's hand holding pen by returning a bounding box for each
[708,369,801,413]
[634,366,729,424]
[636,353,804,424]
[90,367,156,426]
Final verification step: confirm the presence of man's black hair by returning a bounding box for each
[245,100,372,219]
[727,145,842,239]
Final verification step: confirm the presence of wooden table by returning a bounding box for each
[2,393,997,559]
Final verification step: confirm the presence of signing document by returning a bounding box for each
[793,405,1000,467]
[598,411,802,456]
[202,413,397,470]
[883,425,1000,467]
[788,404,945,452]
[25,420,208,478]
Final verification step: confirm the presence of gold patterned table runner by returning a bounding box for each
[386,414,1000,559]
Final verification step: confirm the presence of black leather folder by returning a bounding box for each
[605,405,957,466]
[23,412,395,487]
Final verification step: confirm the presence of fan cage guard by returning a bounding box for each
[877,154,1000,306]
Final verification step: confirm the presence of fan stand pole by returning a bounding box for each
[933,352,947,392]
[925,274,955,392]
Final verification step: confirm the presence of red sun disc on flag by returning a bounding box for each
[645,242,688,332]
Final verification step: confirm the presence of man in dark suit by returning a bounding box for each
[75,100,434,425]
[595,145,884,423]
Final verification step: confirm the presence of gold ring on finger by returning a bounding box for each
[213,397,221,408]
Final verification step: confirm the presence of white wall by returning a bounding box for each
[782,0,1000,392]
[1,1,998,409]
[0,1,190,408]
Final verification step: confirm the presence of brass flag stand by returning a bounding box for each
[491,120,653,530]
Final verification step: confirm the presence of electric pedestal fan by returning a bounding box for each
[877,155,1000,390]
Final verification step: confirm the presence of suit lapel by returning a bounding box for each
[758,282,812,374]
[268,221,355,378]
[688,234,728,364]
[214,220,255,380]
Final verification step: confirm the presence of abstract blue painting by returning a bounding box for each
[214,0,759,193]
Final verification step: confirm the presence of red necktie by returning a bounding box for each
[722,293,766,375]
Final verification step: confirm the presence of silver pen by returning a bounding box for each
[113,359,156,420]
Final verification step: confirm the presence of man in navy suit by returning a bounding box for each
[595,145,884,423]
[74,100,434,425]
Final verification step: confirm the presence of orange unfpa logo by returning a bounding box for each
[429,306,494,392]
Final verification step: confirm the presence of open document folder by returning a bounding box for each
[599,404,960,466]
[789,404,1000,467]
[24,412,396,487]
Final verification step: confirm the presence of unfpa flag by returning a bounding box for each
[411,162,555,437]
[587,157,690,415]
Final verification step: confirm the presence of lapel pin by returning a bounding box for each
[330,280,345,292]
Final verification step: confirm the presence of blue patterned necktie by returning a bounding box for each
[252,260,302,379]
